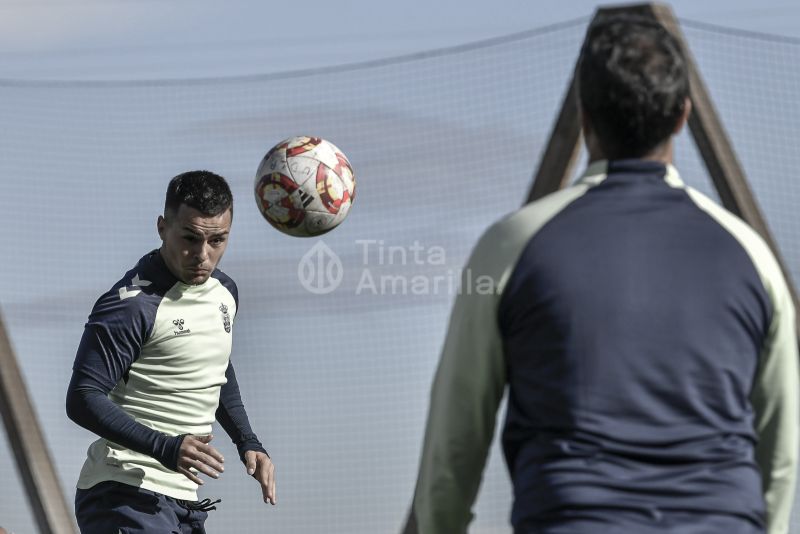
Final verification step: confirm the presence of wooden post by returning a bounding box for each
[525,77,582,203]
[0,311,76,534]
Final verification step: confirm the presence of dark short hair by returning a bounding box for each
[578,15,689,159]
[164,170,233,217]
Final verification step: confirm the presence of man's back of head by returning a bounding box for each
[578,15,690,160]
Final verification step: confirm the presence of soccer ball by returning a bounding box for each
[254,136,356,237]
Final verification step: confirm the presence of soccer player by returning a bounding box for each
[66,171,275,533]
[405,15,798,534]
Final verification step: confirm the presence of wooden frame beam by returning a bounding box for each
[0,311,76,534]
[525,77,582,202]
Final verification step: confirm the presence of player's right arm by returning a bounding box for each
[750,264,799,534]
[66,284,224,481]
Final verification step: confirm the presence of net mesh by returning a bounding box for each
[0,16,799,533]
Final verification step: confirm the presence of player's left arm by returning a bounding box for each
[751,266,799,534]
[216,361,275,505]
[686,188,800,533]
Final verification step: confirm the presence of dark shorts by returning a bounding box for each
[75,481,211,534]
[515,508,765,534]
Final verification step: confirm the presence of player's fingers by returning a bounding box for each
[244,451,257,475]
[194,449,224,473]
[260,461,276,504]
[178,466,204,486]
[198,443,225,465]
[260,477,270,504]
[196,434,214,444]
[268,464,277,505]
[187,457,220,479]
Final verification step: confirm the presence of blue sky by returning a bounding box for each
[0,0,798,80]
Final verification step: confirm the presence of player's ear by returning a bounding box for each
[157,215,167,240]
[673,97,692,134]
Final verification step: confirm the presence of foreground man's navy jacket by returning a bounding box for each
[411,160,798,534]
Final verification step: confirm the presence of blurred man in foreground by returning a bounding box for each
[406,15,797,534]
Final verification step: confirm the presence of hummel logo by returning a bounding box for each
[172,318,191,336]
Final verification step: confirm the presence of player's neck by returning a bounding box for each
[587,140,674,166]
[639,141,674,165]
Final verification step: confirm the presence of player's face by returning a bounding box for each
[157,204,232,285]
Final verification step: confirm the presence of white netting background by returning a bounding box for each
[0,16,799,533]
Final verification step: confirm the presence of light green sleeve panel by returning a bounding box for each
[409,168,605,534]
[685,187,799,534]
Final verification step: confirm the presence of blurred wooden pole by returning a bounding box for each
[0,310,76,534]
[525,76,582,203]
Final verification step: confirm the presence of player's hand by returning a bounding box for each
[244,450,276,505]
[176,434,225,485]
